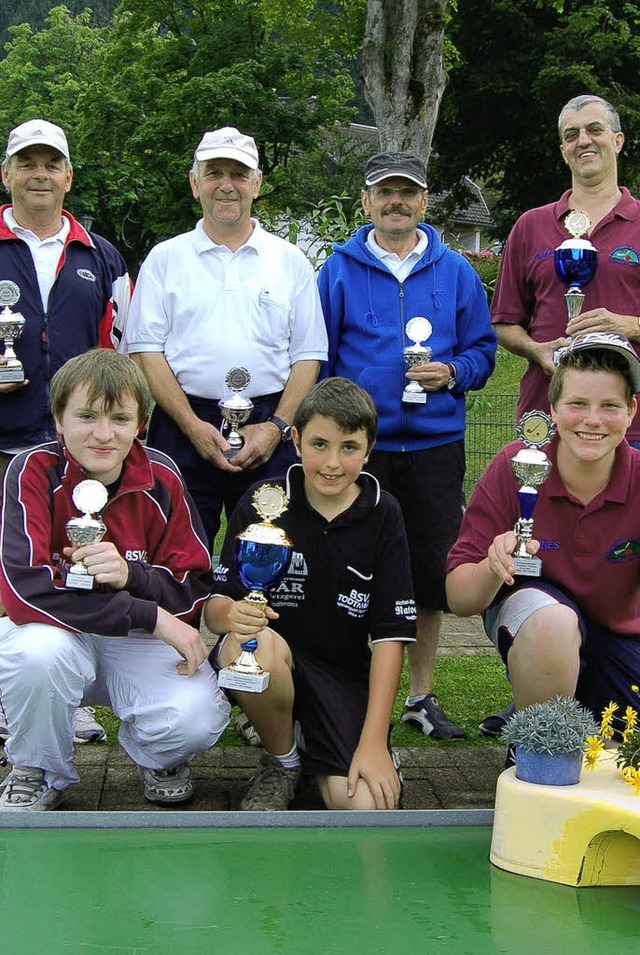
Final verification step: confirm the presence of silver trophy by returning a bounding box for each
[65,480,109,590]
[510,413,555,577]
[403,316,433,404]
[218,485,293,694]
[0,305,26,384]
[218,367,254,460]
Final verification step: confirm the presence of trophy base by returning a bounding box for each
[218,666,270,693]
[223,446,242,461]
[402,390,427,405]
[513,555,542,577]
[0,367,25,383]
[66,571,94,590]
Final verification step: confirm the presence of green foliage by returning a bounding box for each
[501,696,599,755]
[461,251,501,303]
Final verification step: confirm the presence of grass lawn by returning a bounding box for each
[93,652,512,750]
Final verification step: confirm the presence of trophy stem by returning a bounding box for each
[564,287,585,325]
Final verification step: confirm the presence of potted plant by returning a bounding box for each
[501,696,599,786]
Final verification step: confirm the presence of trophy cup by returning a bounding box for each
[217,485,293,694]
[0,305,26,384]
[65,480,109,590]
[403,316,433,404]
[554,210,598,331]
[218,367,253,460]
[510,412,555,577]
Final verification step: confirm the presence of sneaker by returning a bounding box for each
[72,706,107,743]
[479,701,516,738]
[0,766,64,811]
[140,764,193,804]
[400,693,467,740]
[0,698,9,746]
[240,755,301,811]
[235,710,262,747]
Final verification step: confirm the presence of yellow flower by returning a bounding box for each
[623,706,638,730]
[601,723,615,740]
[583,735,604,771]
[621,766,640,796]
[601,701,619,721]
[631,685,639,694]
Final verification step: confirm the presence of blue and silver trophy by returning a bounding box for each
[510,413,555,577]
[554,210,598,330]
[217,485,293,693]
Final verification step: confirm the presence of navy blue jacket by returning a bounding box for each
[0,207,131,449]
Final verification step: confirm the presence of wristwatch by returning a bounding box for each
[446,363,457,391]
[269,415,292,442]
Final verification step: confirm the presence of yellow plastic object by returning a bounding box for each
[490,752,640,886]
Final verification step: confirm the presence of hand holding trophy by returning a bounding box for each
[403,316,433,404]
[510,412,555,577]
[65,480,109,589]
[217,485,293,693]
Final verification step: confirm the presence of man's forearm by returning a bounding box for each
[494,323,540,362]
[272,360,320,424]
[133,352,201,435]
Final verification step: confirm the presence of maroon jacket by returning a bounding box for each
[0,439,213,636]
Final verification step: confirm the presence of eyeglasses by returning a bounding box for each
[369,185,426,199]
[561,122,616,144]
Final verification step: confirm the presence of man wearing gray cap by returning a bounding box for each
[0,118,132,745]
[125,126,327,551]
[319,152,496,742]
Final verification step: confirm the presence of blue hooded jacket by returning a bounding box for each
[318,222,497,451]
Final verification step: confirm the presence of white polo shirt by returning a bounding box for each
[3,208,70,311]
[125,219,328,399]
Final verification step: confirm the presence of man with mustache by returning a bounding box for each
[318,152,496,742]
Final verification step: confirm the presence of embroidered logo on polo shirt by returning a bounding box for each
[610,248,639,266]
[395,599,417,621]
[535,249,555,261]
[77,268,96,282]
[538,539,561,551]
[337,588,370,617]
[606,540,640,561]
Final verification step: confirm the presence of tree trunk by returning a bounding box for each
[363,0,448,165]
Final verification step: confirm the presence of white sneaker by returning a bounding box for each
[0,766,64,811]
[235,710,262,747]
[0,698,9,745]
[73,706,107,743]
[140,764,193,804]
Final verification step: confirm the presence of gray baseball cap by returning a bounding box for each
[364,152,427,189]
[561,332,640,393]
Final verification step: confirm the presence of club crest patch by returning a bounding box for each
[606,539,640,561]
[77,269,96,282]
[610,247,639,266]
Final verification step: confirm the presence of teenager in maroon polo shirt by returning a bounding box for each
[447,333,640,724]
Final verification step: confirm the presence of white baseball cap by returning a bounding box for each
[5,119,70,161]
[194,127,259,169]
[561,331,640,393]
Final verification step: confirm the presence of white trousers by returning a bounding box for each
[0,619,230,790]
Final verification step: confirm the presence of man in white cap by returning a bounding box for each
[124,126,327,551]
[0,118,132,746]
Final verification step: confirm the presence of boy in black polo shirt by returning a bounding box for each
[205,377,417,811]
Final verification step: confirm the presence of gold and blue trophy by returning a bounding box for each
[510,413,555,577]
[554,210,599,332]
[217,485,293,693]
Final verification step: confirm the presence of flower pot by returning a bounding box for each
[514,746,582,786]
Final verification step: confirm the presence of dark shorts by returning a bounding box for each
[147,393,297,551]
[210,642,381,778]
[366,442,465,610]
[485,581,640,722]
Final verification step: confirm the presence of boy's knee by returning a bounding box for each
[0,624,81,680]
[513,605,581,662]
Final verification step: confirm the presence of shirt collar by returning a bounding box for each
[3,206,70,243]
[192,217,261,256]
